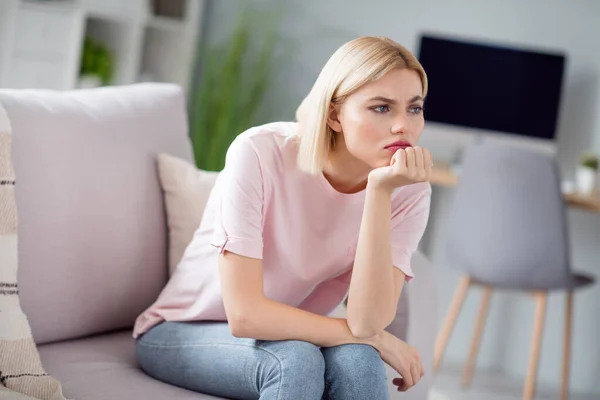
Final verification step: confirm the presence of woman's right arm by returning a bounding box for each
[219,250,376,348]
[220,251,424,390]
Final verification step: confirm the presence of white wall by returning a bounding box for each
[204,0,600,395]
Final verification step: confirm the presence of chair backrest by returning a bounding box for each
[1,83,194,344]
[446,140,572,290]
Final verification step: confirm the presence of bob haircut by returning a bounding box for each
[295,36,428,175]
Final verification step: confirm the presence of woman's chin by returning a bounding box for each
[374,157,393,169]
[355,155,389,171]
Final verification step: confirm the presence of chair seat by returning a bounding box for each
[469,271,595,292]
[38,330,224,400]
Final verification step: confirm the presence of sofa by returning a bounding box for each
[0,83,437,400]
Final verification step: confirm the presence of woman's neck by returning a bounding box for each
[322,139,372,194]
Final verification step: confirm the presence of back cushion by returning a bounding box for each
[0,83,194,344]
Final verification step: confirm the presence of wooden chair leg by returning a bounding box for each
[461,286,493,389]
[434,275,472,373]
[523,291,548,400]
[561,291,573,400]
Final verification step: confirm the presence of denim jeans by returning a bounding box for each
[136,321,389,400]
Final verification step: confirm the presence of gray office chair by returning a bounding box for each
[433,141,594,400]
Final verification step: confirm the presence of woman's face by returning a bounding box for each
[328,68,425,169]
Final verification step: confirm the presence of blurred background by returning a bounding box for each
[1,0,599,399]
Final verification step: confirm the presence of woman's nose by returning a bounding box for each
[391,115,408,134]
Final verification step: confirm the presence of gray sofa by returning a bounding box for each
[0,83,437,400]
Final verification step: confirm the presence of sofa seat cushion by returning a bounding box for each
[37,331,223,400]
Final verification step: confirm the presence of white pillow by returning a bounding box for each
[157,153,219,275]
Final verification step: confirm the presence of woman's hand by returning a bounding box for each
[368,146,433,194]
[365,330,424,392]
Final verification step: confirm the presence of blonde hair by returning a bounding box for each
[295,36,428,174]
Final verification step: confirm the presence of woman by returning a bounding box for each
[134,36,432,399]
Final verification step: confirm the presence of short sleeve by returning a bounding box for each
[209,137,264,259]
[391,183,432,282]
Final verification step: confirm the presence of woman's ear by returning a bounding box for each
[327,104,342,133]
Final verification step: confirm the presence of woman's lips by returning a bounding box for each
[385,144,412,153]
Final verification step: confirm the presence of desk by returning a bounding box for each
[431,163,600,213]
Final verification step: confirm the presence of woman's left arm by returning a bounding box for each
[346,185,400,338]
[347,147,432,338]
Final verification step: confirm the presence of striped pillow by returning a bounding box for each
[0,106,66,399]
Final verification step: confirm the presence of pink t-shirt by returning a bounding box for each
[133,122,431,338]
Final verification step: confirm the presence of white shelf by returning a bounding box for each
[81,0,149,22]
[84,17,144,86]
[147,16,186,33]
[0,0,205,94]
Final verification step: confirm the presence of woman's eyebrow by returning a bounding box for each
[367,95,425,104]
[367,96,396,104]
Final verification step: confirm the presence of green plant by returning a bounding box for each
[80,36,114,86]
[188,6,281,171]
[581,152,599,170]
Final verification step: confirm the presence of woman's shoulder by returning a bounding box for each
[233,121,298,148]
[226,121,299,167]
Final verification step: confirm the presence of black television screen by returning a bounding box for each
[417,35,566,140]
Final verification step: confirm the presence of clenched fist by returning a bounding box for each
[368,146,432,193]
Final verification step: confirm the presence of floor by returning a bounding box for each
[431,364,598,400]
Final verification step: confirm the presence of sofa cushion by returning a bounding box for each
[38,331,222,400]
[0,83,194,345]
[0,105,67,400]
[157,153,218,275]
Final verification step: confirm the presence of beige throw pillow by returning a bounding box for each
[157,153,219,275]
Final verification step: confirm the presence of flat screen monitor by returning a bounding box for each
[417,35,566,140]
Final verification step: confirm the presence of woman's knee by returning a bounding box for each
[260,340,325,398]
[324,343,383,369]
[322,343,387,392]
[271,340,325,377]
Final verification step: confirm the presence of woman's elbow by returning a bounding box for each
[348,319,383,339]
[228,311,251,338]
[226,302,262,338]
[229,320,247,338]
[347,312,395,339]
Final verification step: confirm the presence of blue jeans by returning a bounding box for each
[136,321,389,399]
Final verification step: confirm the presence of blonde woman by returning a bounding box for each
[134,36,432,399]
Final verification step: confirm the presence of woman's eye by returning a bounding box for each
[373,105,390,113]
[410,106,423,114]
